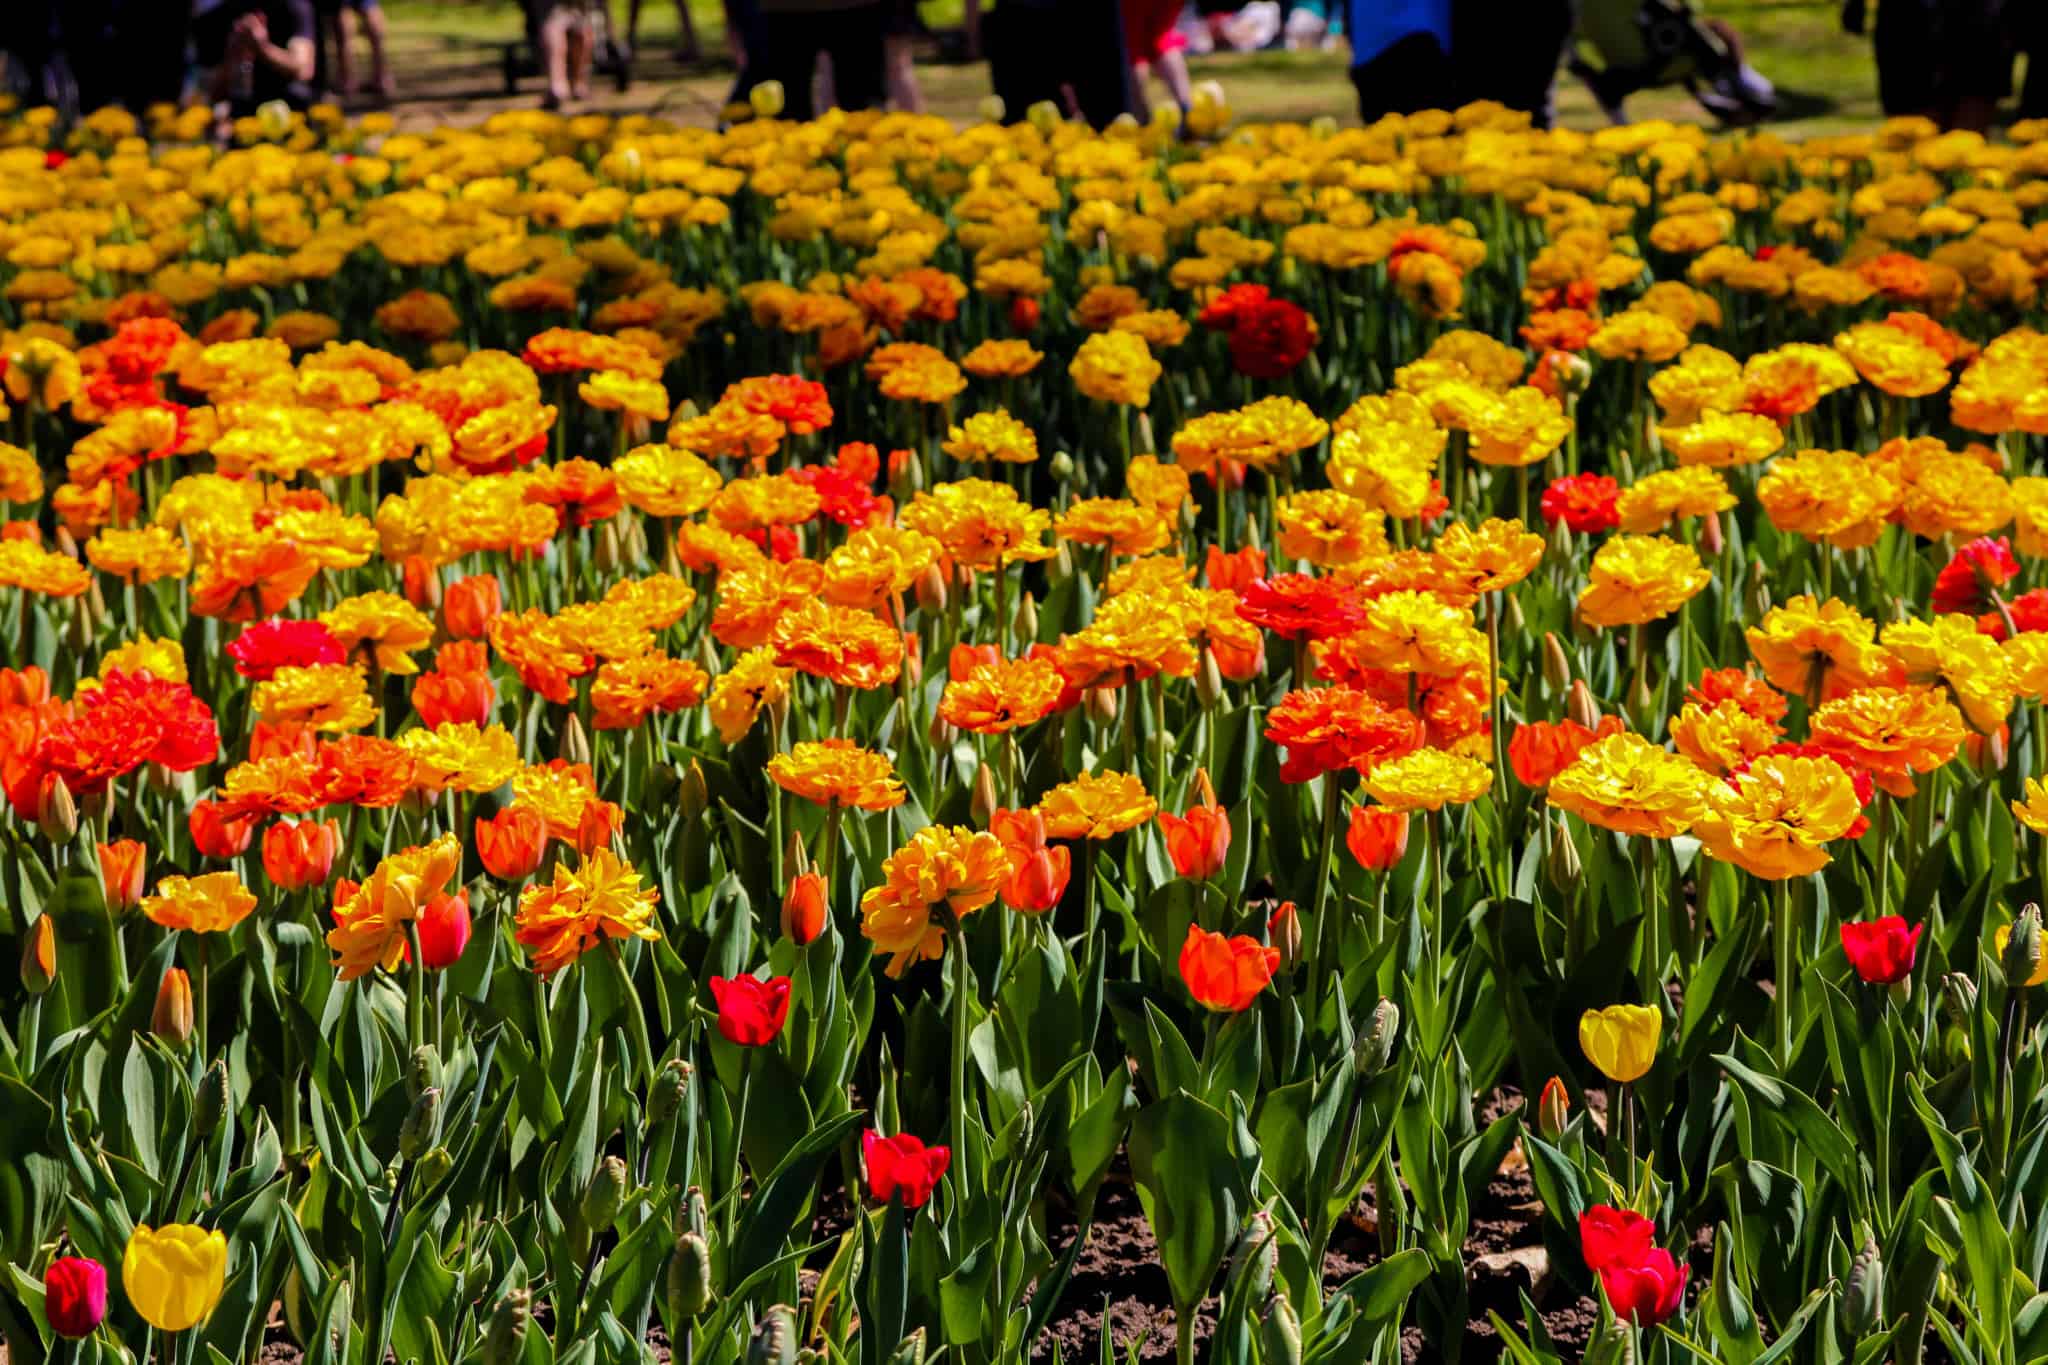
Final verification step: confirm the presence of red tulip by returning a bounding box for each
[862,1128,951,1208]
[1579,1205,1656,1271]
[1345,806,1409,872]
[1840,916,1921,985]
[708,974,792,1047]
[262,819,341,891]
[1159,804,1231,881]
[43,1256,106,1339]
[476,806,548,881]
[417,890,471,970]
[1599,1248,1688,1326]
[189,800,258,859]
[1178,924,1279,1013]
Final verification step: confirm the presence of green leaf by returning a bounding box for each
[1908,1074,2015,1352]
[728,1108,865,1285]
[1126,1091,1256,1318]
[1713,1052,1860,1196]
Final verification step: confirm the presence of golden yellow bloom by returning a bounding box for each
[1433,518,1543,596]
[1616,467,1736,534]
[1471,387,1570,467]
[1757,449,1898,549]
[943,409,1038,464]
[1037,771,1158,840]
[1695,753,1860,879]
[1056,497,1173,557]
[615,443,722,518]
[1276,489,1388,568]
[1173,397,1329,476]
[1126,454,1191,519]
[327,835,463,980]
[821,525,942,610]
[1808,685,1966,797]
[1579,1004,1660,1083]
[1328,426,1439,520]
[707,646,794,744]
[1577,536,1711,628]
[1656,410,1783,469]
[1549,732,1712,839]
[859,825,1010,976]
[252,664,376,733]
[1881,614,2015,734]
[1669,699,1777,775]
[142,873,257,935]
[321,592,436,675]
[1069,330,1161,407]
[400,722,523,793]
[939,655,1065,734]
[2011,776,2048,837]
[1835,320,1950,397]
[515,847,662,976]
[1350,590,1486,676]
[123,1224,228,1332]
[960,338,1044,379]
[1588,310,1688,363]
[900,479,1055,569]
[768,739,907,810]
[1361,748,1491,811]
[86,526,190,583]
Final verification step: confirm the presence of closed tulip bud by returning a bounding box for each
[782,871,827,944]
[887,1329,927,1365]
[1845,1232,1884,1335]
[749,80,786,117]
[481,1288,529,1365]
[1259,1293,1303,1365]
[560,711,591,767]
[417,891,471,970]
[749,1304,798,1365]
[403,556,442,612]
[1942,971,1978,1027]
[667,1231,713,1318]
[1012,591,1038,643]
[913,562,946,614]
[36,773,76,842]
[1266,902,1301,971]
[21,915,55,995]
[1353,998,1399,1077]
[888,447,921,497]
[971,763,998,826]
[1980,727,2009,775]
[1627,665,1653,722]
[582,1154,627,1230]
[594,521,623,574]
[1502,592,1526,639]
[680,760,709,824]
[408,1045,441,1099]
[1542,632,1572,693]
[1546,818,1583,895]
[100,838,146,913]
[1746,558,1771,620]
[1226,1210,1277,1303]
[1196,647,1224,710]
[398,1086,440,1160]
[1087,685,1119,726]
[683,1185,709,1239]
[927,710,958,751]
[1537,1075,1568,1139]
[1700,509,1724,556]
[195,1059,228,1138]
[1050,450,1076,484]
[413,1146,453,1189]
[1566,678,1600,732]
[976,95,1006,123]
[1026,99,1062,132]
[648,1058,692,1128]
[152,967,193,1046]
[443,574,503,639]
[1545,518,1573,564]
[475,805,548,882]
[2005,905,2043,988]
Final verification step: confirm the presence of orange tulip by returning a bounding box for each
[1178,924,1279,1013]
[262,819,341,891]
[99,838,146,912]
[476,805,548,881]
[1345,806,1409,872]
[443,574,503,640]
[782,871,828,943]
[188,800,257,860]
[152,968,193,1045]
[1158,804,1231,880]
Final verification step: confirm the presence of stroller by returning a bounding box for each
[1570,0,1778,126]
[502,0,633,96]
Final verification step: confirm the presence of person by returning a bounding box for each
[1124,0,1195,122]
[198,0,318,114]
[527,0,595,108]
[746,0,890,120]
[1844,0,2008,132]
[627,0,700,63]
[315,0,393,103]
[1341,0,1451,122]
[884,0,926,112]
[1454,0,1575,126]
[984,0,1134,127]
[1571,0,1773,127]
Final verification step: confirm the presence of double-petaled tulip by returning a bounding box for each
[1159,802,1231,881]
[476,806,548,882]
[1579,1004,1661,1083]
[708,974,792,1047]
[862,1129,950,1208]
[782,871,827,944]
[1345,805,1409,872]
[43,1256,106,1339]
[416,891,472,970]
[1179,924,1280,1013]
[262,819,341,891]
[122,1224,227,1332]
[1840,916,1921,985]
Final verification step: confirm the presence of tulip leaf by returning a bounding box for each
[1127,1090,1257,1319]
[729,1107,865,1285]
[1319,1247,1432,1329]
[1749,1282,1836,1365]
[1714,1052,1860,1197]
[1909,1074,2015,1352]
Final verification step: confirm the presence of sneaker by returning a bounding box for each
[1282,6,1325,49]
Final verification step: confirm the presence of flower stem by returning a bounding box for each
[950,925,973,1205]
[1773,876,1794,1069]
[1306,774,1341,1014]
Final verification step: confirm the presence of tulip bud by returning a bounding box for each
[749,81,786,118]
[648,1058,692,1128]
[414,1145,453,1190]
[1026,100,1062,133]
[1700,510,1724,556]
[976,95,1006,124]
[971,763,998,826]
[1746,557,1771,620]
[914,563,947,614]
[152,967,193,1046]
[1087,685,1119,726]
[1545,518,1573,565]
[1225,1210,1277,1304]
[594,521,623,574]
[1049,450,1076,484]
[559,711,592,767]
[1566,678,1600,732]
[1196,647,1224,710]
[1193,768,1219,809]
[2005,905,2043,988]
[748,1304,798,1365]
[1012,591,1038,644]
[1980,727,2009,775]
[1845,1232,1884,1335]
[1268,902,1301,973]
[408,1045,441,1099]
[1259,1293,1302,1365]
[682,1185,710,1239]
[36,773,76,843]
[1627,663,1654,722]
[1942,971,1978,1027]
[782,871,827,944]
[21,915,55,996]
[481,1289,529,1365]
[195,1059,228,1138]
[680,760,709,825]
[927,709,958,752]
[1353,997,1399,1077]
[1542,632,1571,695]
[582,1154,628,1230]
[398,1086,441,1160]
[1546,817,1583,896]
[1536,1075,1568,1140]
[887,1329,928,1365]
[668,1231,713,1318]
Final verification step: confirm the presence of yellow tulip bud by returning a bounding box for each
[122,1223,228,1332]
[1578,1003,1661,1084]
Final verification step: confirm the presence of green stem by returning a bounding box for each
[604,942,657,1087]
[403,923,425,1057]
[1773,876,1795,1069]
[950,925,973,1205]
[1306,775,1342,1016]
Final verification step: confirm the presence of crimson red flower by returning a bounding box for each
[190,799,259,859]
[1236,574,1367,643]
[1008,296,1039,333]
[1932,536,2019,618]
[1198,283,1274,332]
[416,890,472,969]
[1840,915,1921,985]
[1540,474,1621,535]
[1227,296,1317,380]
[740,525,801,561]
[40,672,218,796]
[1600,1249,1688,1326]
[1159,803,1231,880]
[709,973,792,1046]
[1579,1206,1656,1272]
[42,1256,106,1339]
[834,441,882,486]
[789,463,881,527]
[1263,686,1424,784]
[1204,544,1266,593]
[1988,587,2048,640]
[1346,805,1409,871]
[863,1128,951,1208]
[228,620,345,681]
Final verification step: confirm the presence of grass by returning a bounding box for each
[366,0,1920,135]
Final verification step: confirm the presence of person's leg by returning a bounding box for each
[1351,30,1450,121]
[567,7,593,98]
[539,2,573,105]
[824,4,889,110]
[673,0,700,58]
[885,35,923,109]
[357,1,394,97]
[335,6,358,97]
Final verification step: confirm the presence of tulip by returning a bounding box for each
[862,1128,950,1208]
[1002,843,1071,913]
[572,798,624,856]
[1267,901,1301,972]
[1536,1075,1569,1139]
[1578,1205,1656,1271]
[99,838,146,912]
[402,555,442,611]
[1840,916,1921,986]
[416,891,471,970]
[443,574,503,639]
[708,974,792,1047]
[188,800,257,860]
[1598,1248,1687,1326]
[21,915,55,995]
[262,819,341,891]
[1179,924,1280,1013]
[476,806,548,882]
[1159,803,1231,880]
[122,1223,228,1331]
[35,773,76,842]
[412,669,495,729]
[152,967,193,1046]
[781,871,827,944]
[43,1256,106,1339]
[1578,1004,1661,1084]
[1345,806,1409,872]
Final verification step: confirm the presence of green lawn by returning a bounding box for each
[368,0,1932,135]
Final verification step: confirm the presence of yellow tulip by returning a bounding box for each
[122,1224,227,1332]
[1994,924,2048,988]
[1578,1004,1662,1084]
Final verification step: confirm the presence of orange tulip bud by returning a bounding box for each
[99,838,146,913]
[443,574,504,640]
[262,819,342,891]
[1537,1075,1569,1139]
[1345,806,1409,872]
[1159,803,1231,881]
[476,805,549,881]
[152,968,193,1046]
[402,555,443,612]
[1267,901,1301,973]
[22,915,56,995]
[782,871,827,944]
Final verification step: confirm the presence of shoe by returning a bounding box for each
[1219,0,1279,50]
[1282,7,1324,50]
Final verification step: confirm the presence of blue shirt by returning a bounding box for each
[1345,0,1452,66]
